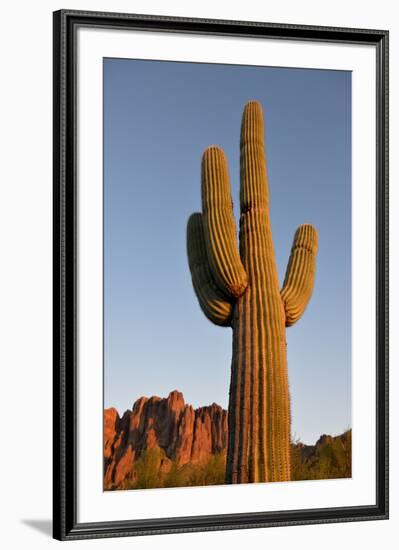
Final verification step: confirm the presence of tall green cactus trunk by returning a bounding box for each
[187,101,318,483]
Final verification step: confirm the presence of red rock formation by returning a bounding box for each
[104,391,228,489]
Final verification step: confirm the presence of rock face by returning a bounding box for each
[104,390,228,489]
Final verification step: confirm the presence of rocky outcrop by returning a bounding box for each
[104,390,228,489]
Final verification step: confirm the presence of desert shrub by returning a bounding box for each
[116,429,352,490]
[291,430,351,481]
[118,450,226,490]
[200,452,226,485]
[134,447,168,489]
[183,453,226,487]
[164,453,226,488]
[118,447,167,490]
[163,460,185,488]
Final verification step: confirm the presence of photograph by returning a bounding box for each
[0,0,394,546]
[102,58,352,491]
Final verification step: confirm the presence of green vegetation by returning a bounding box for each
[132,448,166,489]
[113,430,351,490]
[164,452,226,488]
[291,430,352,481]
[117,449,226,491]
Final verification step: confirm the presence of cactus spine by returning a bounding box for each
[187,101,318,483]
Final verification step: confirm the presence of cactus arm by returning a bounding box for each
[187,213,234,326]
[201,146,248,299]
[280,224,318,327]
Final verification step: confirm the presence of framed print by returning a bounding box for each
[53,9,389,541]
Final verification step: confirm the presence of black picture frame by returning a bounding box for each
[53,9,389,541]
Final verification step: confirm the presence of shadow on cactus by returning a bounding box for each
[187,101,318,484]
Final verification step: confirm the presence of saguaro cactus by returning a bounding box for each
[187,101,318,483]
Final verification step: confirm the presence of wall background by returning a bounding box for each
[0,0,396,548]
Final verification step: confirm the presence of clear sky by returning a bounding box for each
[104,58,351,445]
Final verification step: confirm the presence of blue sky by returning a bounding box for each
[104,58,351,445]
